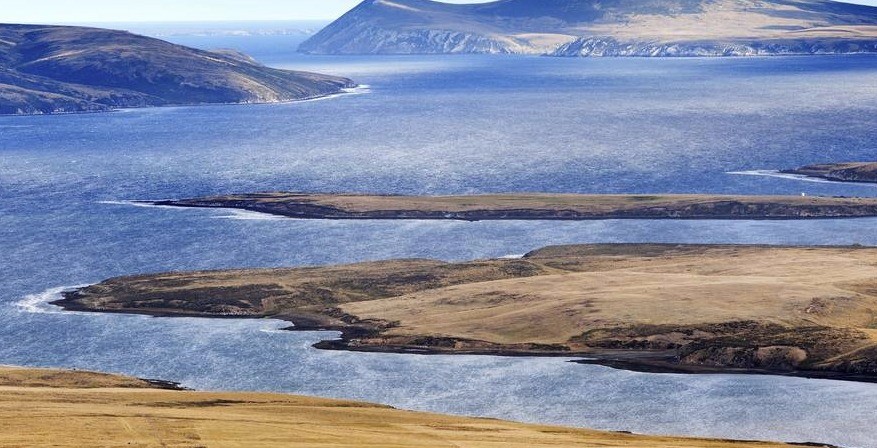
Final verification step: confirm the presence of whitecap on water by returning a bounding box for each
[15,285,88,314]
[498,254,526,259]
[211,209,287,221]
[295,84,372,104]
[727,170,877,186]
[97,200,192,210]
[99,200,288,221]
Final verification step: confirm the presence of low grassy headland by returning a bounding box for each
[782,162,877,184]
[0,365,182,390]
[152,192,877,220]
[56,244,877,382]
[151,192,877,221]
[0,366,816,448]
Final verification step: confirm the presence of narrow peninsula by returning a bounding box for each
[151,192,877,220]
[782,162,877,184]
[0,366,825,447]
[55,244,877,383]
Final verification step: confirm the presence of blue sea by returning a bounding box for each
[2,39,877,446]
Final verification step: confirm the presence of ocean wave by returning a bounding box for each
[99,200,287,220]
[296,84,372,104]
[97,200,192,210]
[727,170,877,186]
[211,209,286,221]
[15,285,88,314]
[258,326,294,334]
[345,84,372,94]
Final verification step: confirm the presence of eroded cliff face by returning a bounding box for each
[552,37,877,57]
[299,0,877,56]
[303,26,533,55]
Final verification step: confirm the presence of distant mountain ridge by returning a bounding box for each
[0,24,355,115]
[299,0,877,56]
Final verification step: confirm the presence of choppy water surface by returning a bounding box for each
[2,53,877,447]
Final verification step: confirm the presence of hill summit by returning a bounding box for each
[299,0,877,56]
[0,24,355,115]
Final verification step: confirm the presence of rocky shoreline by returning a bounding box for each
[150,192,877,221]
[286,313,877,384]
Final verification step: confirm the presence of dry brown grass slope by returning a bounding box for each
[0,367,807,448]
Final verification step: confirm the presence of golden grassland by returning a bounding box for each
[0,367,811,448]
[344,244,877,344]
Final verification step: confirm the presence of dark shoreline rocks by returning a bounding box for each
[140,378,189,391]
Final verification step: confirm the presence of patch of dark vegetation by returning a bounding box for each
[141,378,189,391]
[148,399,244,408]
[573,321,877,375]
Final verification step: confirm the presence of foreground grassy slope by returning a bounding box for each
[57,244,877,380]
[0,367,805,448]
[0,365,167,389]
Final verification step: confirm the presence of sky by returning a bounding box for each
[0,0,493,23]
[1,0,876,24]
